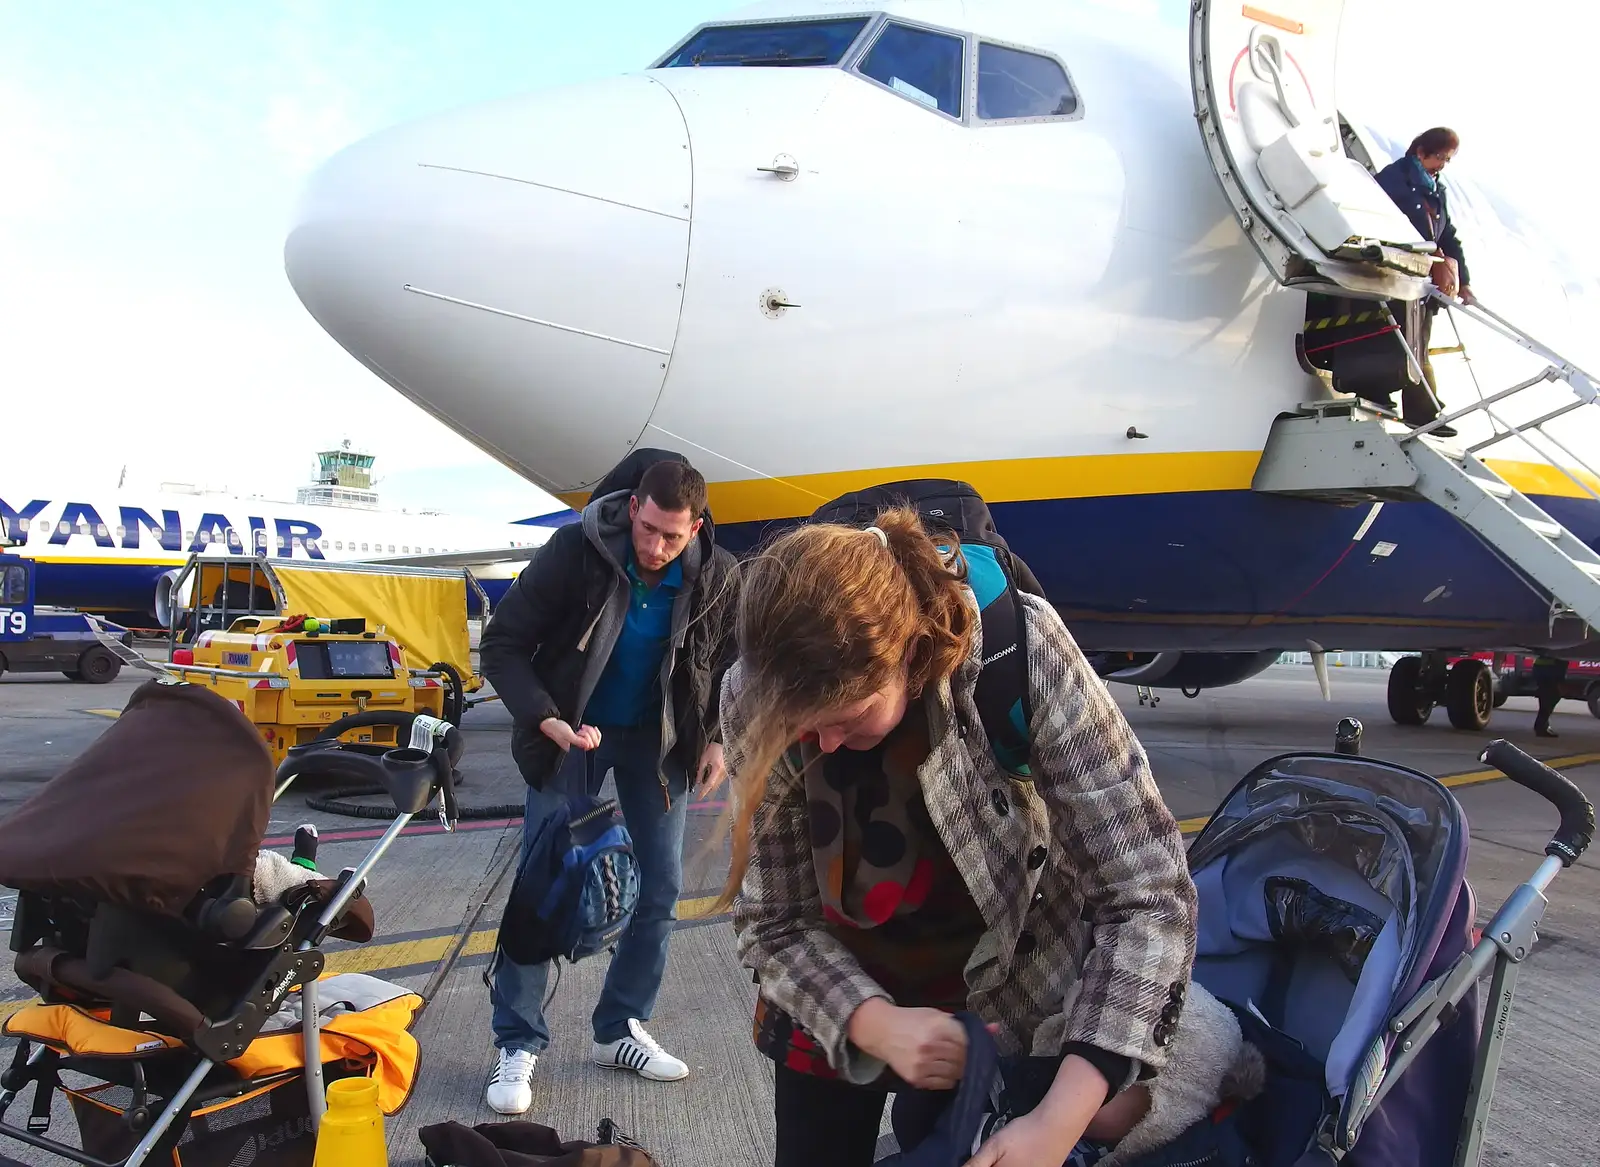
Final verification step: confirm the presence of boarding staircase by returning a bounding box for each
[1254,294,1600,639]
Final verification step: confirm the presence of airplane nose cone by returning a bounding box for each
[285,76,692,493]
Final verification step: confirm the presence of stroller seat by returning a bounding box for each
[9,876,374,1062]
[0,678,458,1167]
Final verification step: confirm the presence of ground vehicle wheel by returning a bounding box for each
[1446,658,1493,730]
[75,646,121,685]
[1387,656,1433,726]
[431,661,466,726]
[1588,685,1600,720]
[1493,683,1509,709]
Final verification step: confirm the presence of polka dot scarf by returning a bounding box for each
[808,699,938,930]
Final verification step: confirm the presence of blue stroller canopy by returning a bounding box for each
[1187,752,1471,1153]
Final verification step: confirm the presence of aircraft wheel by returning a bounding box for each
[75,647,121,685]
[1446,659,1493,730]
[1587,685,1600,720]
[1386,656,1433,726]
[1493,684,1509,709]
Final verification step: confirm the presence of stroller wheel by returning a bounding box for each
[124,1105,152,1133]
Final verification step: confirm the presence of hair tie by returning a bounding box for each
[865,525,888,548]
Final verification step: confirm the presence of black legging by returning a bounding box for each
[773,1063,949,1167]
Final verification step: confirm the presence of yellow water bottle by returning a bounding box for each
[313,1076,387,1166]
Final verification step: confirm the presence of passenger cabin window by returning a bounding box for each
[659,17,870,67]
[858,23,965,118]
[977,43,1077,120]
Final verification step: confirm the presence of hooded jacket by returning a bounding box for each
[480,482,738,795]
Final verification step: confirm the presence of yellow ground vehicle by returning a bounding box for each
[167,617,449,766]
[162,555,489,758]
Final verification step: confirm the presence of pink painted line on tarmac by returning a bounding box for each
[261,817,517,848]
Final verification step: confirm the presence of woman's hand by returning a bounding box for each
[846,999,968,1089]
[963,1110,1082,1167]
[964,1052,1109,1167]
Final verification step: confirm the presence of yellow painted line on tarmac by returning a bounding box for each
[1172,751,1600,835]
[6,757,1597,1031]
[0,906,723,1028]
[84,709,122,719]
[1436,750,1600,791]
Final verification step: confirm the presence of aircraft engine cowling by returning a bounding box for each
[1094,649,1283,693]
[152,569,184,629]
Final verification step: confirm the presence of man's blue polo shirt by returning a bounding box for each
[583,550,681,728]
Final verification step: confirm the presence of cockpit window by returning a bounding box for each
[857,23,965,118]
[977,43,1078,120]
[659,18,872,68]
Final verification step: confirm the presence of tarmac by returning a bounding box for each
[2,660,1598,1166]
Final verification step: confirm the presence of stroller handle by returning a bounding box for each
[1480,739,1595,867]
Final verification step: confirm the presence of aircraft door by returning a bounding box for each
[1190,1,1434,299]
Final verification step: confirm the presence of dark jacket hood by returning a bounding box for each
[580,446,718,572]
[580,488,714,584]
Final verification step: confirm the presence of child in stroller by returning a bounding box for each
[0,676,465,1167]
[890,720,1592,1167]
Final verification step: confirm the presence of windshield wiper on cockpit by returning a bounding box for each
[690,52,831,66]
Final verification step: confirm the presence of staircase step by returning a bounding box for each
[1472,476,1514,498]
[1520,517,1564,540]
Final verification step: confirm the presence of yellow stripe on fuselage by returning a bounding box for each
[16,554,188,568]
[560,450,1600,525]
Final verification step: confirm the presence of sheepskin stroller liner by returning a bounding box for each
[1187,736,1593,1167]
[0,677,461,1167]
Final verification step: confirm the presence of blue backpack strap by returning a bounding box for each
[947,544,1033,779]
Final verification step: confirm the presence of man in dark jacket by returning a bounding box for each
[1376,127,1475,435]
[478,450,737,1113]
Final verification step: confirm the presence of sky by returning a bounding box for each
[2,0,1595,519]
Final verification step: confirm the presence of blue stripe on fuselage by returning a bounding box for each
[714,489,1600,651]
[30,558,519,623]
[27,490,1600,651]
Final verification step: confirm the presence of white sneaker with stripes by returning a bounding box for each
[591,1019,688,1081]
[486,1048,537,1114]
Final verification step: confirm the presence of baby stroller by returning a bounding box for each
[0,676,463,1167]
[1189,719,1594,1167]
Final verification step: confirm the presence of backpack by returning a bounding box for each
[809,480,1043,779]
[586,447,695,508]
[494,793,641,967]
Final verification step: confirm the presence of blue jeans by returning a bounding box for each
[491,725,689,1051]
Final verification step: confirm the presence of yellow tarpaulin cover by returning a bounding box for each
[269,564,477,689]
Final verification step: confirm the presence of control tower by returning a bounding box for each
[296,440,380,509]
